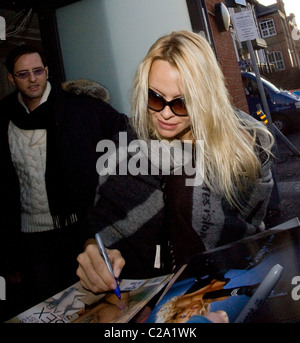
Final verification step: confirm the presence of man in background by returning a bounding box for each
[0,44,127,320]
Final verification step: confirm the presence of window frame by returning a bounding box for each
[259,19,277,38]
[268,51,285,70]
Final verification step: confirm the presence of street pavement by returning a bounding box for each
[265,129,300,229]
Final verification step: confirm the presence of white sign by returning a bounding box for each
[231,10,259,42]
[0,276,6,300]
[0,16,6,40]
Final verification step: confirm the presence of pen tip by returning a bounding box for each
[115,283,121,300]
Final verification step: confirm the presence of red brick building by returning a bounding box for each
[255,0,300,71]
[253,0,300,89]
[187,0,249,112]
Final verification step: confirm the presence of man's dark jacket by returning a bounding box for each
[0,87,128,236]
[0,86,128,318]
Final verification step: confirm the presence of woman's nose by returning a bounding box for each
[160,105,175,119]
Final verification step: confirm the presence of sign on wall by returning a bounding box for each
[231,10,259,42]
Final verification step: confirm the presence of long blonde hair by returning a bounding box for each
[131,30,274,210]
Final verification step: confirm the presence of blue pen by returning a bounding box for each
[95,232,121,299]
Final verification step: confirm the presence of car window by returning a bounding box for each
[243,73,280,94]
[243,77,259,96]
[261,76,280,93]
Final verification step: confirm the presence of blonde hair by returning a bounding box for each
[131,30,274,211]
[155,295,211,323]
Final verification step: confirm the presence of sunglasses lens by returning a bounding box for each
[33,68,45,76]
[16,71,30,79]
[148,89,164,111]
[15,68,45,79]
[172,99,187,116]
[148,89,187,116]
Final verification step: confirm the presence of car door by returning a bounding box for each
[243,76,274,115]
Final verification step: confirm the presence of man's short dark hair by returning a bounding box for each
[5,44,47,74]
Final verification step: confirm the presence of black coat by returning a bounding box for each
[0,88,128,319]
[0,88,128,232]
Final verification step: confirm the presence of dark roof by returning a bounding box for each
[255,2,278,18]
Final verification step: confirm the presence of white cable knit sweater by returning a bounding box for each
[8,83,54,232]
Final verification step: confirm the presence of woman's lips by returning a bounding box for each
[158,119,178,130]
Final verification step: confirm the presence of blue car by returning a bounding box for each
[241,71,300,134]
[291,90,300,97]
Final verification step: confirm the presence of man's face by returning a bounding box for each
[8,52,48,103]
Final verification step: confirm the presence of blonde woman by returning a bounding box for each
[77,31,274,305]
[155,279,230,323]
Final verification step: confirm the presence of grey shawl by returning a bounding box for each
[88,111,274,278]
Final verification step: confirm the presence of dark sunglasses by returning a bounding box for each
[148,88,188,116]
[13,67,46,80]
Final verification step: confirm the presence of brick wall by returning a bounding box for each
[264,68,300,90]
[205,0,249,113]
[273,14,293,69]
[258,11,298,71]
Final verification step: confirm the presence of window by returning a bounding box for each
[268,51,285,70]
[259,19,276,38]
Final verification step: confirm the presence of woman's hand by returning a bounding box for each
[76,242,125,294]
